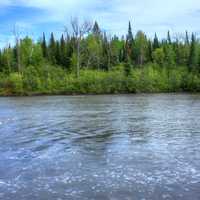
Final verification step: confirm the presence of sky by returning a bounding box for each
[0,0,200,46]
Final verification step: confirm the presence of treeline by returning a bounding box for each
[0,20,200,95]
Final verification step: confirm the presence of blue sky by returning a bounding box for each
[0,0,200,46]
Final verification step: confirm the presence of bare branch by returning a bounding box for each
[69,17,92,78]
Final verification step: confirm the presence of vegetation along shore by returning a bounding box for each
[0,20,200,96]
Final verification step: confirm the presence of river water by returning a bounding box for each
[0,94,200,200]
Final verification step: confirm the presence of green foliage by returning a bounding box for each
[23,66,41,91]
[20,37,34,67]
[124,62,132,76]
[31,44,44,66]
[3,73,24,95]
[152,48,165,66]
[41,32,48,58]
[49,32,57,64]
[0,21,200,95]
[188,33,198,70]
[0,64,200,96]
[85,34,103,69]
[153,33,159,50]
[134,31,148,65]
[164,45,176,67]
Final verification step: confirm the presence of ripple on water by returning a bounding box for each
[0,94,200,200]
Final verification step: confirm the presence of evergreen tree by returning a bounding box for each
[126,21,134,61]
[92,21,101,36]
[55,41,61,65]
[153,33,159,50]
[185,31,189,45]
[167,31,171,44]
[188,33,197,70]
[60,34,66,67]
[65,38,74,70]
[127,21,133,43]
[102,32,110,70]
[42,32,48,58]
[49,32,56,64]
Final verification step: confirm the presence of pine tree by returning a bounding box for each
[167,31,171,44]
[60,34,66,67]
[153,33,159,50]
[65,37,74,70]
[42,32,48,58]
[92,21,101,36]
[127,21,133,43]
[188,33,197,70]
[185,31,189,45]
[126,21,134,61]
[102,32,110,70]
[49,32,56,64]
[55,41,60,65]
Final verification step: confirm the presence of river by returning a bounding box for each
[0,94,200,200]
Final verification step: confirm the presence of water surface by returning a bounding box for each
[0,94,200,200]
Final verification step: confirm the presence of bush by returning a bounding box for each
[23,66,41,92]
[5,73,23,95]
[0,64,200,95]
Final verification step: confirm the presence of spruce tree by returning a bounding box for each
[60,34,66,67]
[127,21,133,43]
[42,32,48,58]
[153,33,159,50]
[167,31,171,44]
[126,21,134,61]
[55,41,61,65]
[65,38,74,70]
[188,33,197,70]
[92,21,101,36]
[49,32,56,64]
[185,31,189,45]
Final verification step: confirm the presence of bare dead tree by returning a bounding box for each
[70,18,92,78]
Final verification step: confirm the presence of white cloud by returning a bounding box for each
[1,0,200,38]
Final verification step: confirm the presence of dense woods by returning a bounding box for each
[0,20,200,95]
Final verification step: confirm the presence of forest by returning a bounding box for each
[0,20,200,96]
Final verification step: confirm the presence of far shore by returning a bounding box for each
[1,91,200,97]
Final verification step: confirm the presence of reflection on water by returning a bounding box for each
[0,94,200,200]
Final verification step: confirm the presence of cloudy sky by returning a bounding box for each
[0,0,200,46]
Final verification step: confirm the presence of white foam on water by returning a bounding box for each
[0,180,5,185]
[0,180,11,187]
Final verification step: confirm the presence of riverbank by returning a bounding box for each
[1,91,200,97]
[0,64,200,96]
